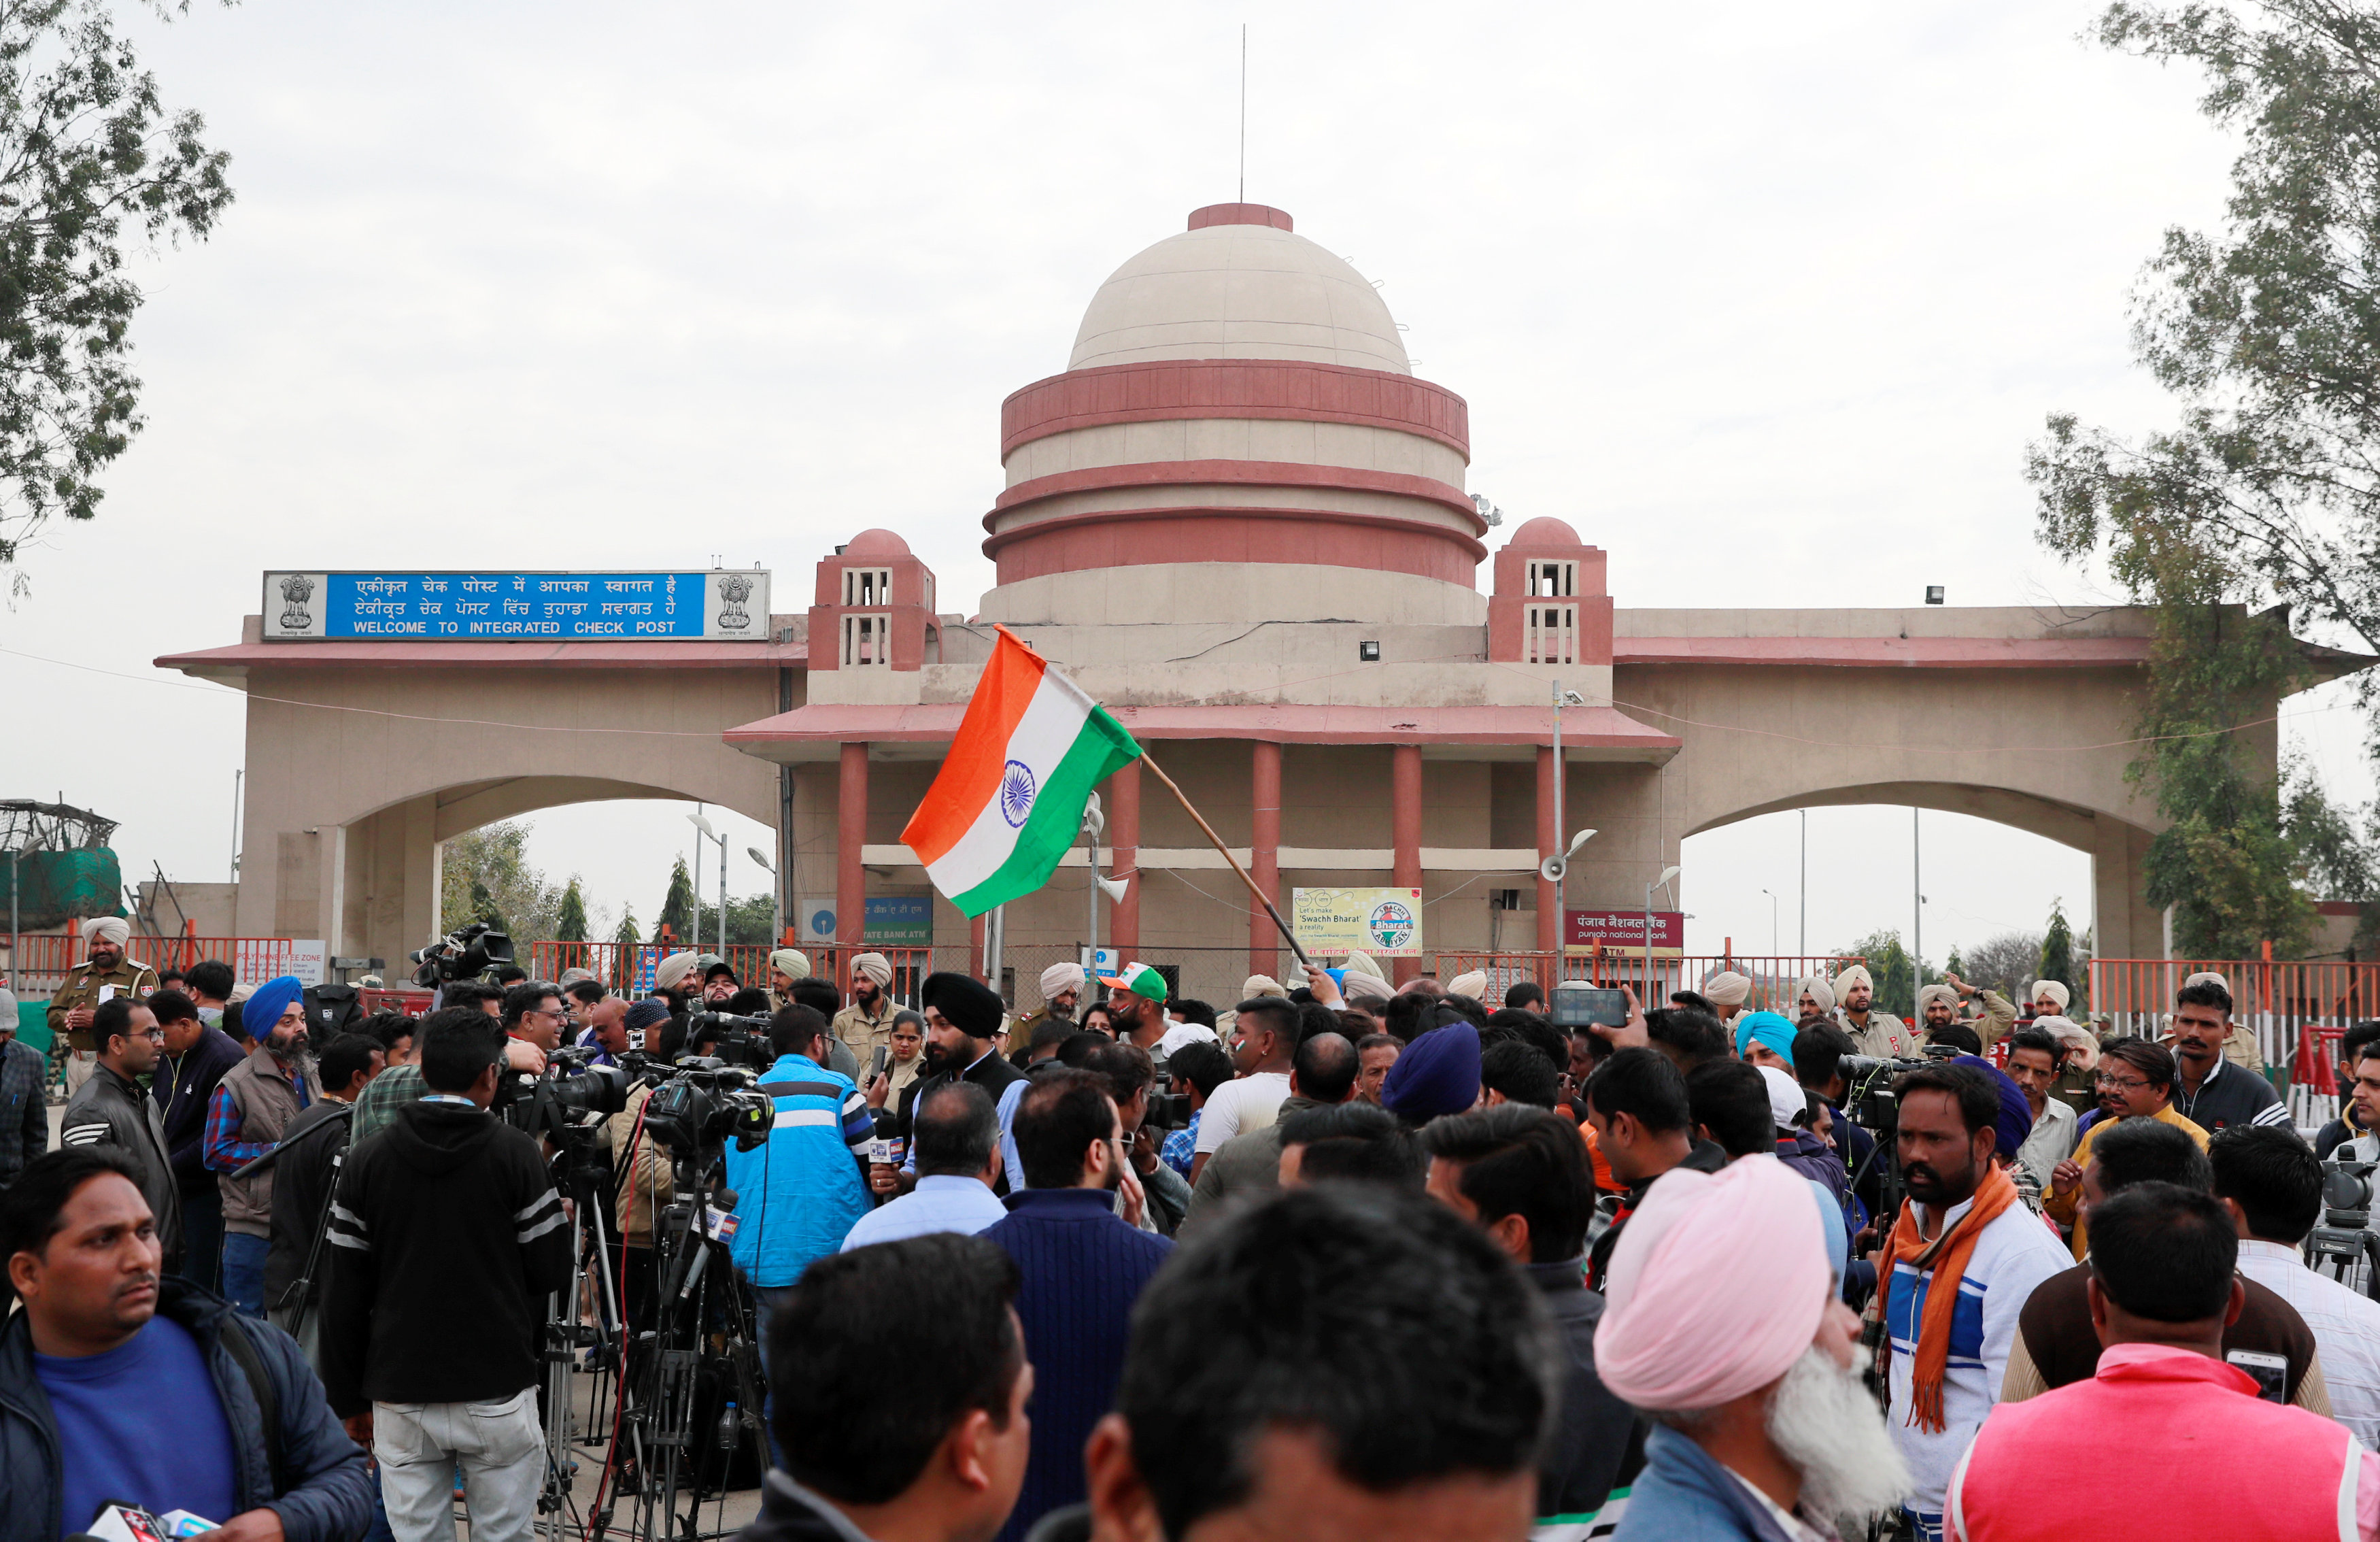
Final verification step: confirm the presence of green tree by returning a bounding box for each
[653,856,696,945]
[555,877,590,943]
[1837,929,1928,1020]
[612,908,641,948]
[695,893,777,948]
[1959,932,2045,999]
[2029,2,2380,956]
[0,1,235,569]
[439,820,561,941]
[2040,899,2082,1006]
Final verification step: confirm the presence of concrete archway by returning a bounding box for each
[1685,778,2158,962]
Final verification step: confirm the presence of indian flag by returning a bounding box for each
[901,626,1141,918]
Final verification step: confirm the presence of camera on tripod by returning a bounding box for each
[2326,1160,2379,1228]
[641,1063,775,1158]
[1837,1054,1940,1136]
[685,1011,773,1071]
[507,1044,633,1143]
[409,920,514,986]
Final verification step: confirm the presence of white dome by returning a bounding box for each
[1068,209,1410,375]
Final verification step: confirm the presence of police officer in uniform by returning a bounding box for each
[1013,961,1085,1047]
[47,915,158,1092]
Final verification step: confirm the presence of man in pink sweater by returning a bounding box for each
[1949,1181,2375,1541]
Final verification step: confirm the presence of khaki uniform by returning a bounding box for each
[831,996,898,1060]
[1837,1007,1922,1059]
[48,954,159,1088]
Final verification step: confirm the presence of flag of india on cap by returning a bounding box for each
[900,626,1142,918]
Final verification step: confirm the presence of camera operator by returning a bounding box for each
[604,1001,677,1336]
[500,981,566,1057]
[885,974,1028,1199]
[263,1033,384,1371]
[0,1147,375,1542]
[323,1007,574,1542]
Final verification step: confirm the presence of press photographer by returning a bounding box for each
[322,1007,575,1542]
[0,1146,375,1542]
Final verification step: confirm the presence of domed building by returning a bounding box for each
[169,201,2223,1011]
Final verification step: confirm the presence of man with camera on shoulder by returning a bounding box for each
[322,1007,575,1542]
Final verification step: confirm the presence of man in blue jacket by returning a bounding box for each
[727,1004,875,1468]
[0,1145,373,1542]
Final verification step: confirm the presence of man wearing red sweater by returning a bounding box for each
[1950,1181,2375,1541]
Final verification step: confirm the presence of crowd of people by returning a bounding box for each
[7,920,2380,1542]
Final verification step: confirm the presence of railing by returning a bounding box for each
[1429,951,1860,1013]
[4,930,296,998]
[2089,957,2380,1073]
[526,941,936,1005]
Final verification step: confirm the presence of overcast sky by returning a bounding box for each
[5,0,2362,967]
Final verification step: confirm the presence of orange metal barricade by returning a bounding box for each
[1427,950,1862,1014]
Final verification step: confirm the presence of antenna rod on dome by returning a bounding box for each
[1238,22,1247,203]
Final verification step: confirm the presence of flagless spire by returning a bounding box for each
[979,205,1486,630]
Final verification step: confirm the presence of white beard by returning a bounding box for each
[1766,1346,1912,1527]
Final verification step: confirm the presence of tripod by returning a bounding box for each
[622,1151,767,1542]
[539,1124,628,1542]
[2306,1218,2380,1298]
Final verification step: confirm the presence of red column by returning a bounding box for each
[1536,744,1561,955]
[1392,743,1423,985]
[1110,760,1142,957]
[970,912,987,981]
[838,742,868,948]
[1250,741,1282,978]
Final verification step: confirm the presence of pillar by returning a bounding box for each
[1250,741,1282,978]
[837,743,868,949]
[1535,744,1560,954]
[1392,744,1423,985]
[970,912,987,981]
[1110,760,1141,958]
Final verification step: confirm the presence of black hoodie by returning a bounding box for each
[320,1099,572,1415]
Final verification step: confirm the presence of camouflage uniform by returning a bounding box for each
[47,953,159,1088]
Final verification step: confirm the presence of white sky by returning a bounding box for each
[5,0,2366,963]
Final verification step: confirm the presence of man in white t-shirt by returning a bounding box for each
[1190,996,1297,1184]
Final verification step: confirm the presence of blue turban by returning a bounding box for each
[241,976,305,1041]
[1734,1010,1798,1063]
[1381,1022,1481,1122]
[1953,1054,2034,1159]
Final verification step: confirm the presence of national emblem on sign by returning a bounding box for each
[715,573,752,631]
[277,573,315,631]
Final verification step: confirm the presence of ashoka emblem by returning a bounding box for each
[999,760,1036,828]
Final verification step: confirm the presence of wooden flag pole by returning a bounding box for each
[1138,750,1314,973]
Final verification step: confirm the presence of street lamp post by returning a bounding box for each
[1646,865,1681,996]
[688,812,727,955]
[747,846,781,943]
[1761,888,1778,958]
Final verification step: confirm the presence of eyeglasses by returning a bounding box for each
[2094,1072,2151,1092]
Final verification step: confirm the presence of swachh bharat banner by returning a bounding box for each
[258,570,772,640]
[1291,888,1425,958]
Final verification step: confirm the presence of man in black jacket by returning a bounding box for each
[323,1007,573,1542]
[735,1232,1031,1542]
[59,996,181,1267]
[0,1146,374,1542]
[264,1032,383,1371]
[1421,1104,1644,1537]
[155,987,248,1292]
[883,973,1030,1198]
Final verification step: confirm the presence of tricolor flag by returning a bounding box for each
[901,626,1141,918]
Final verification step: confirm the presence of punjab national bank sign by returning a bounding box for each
[259,570,772,641]
[1565,907,1685,955]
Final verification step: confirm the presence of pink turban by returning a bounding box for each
[1595,1154,1829,1411]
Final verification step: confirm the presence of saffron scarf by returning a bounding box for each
[1866,1160,2018,1431]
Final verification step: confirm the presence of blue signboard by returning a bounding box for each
[260,570,770,641]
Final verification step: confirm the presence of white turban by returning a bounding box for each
[1342,970,1395,1006]
[1916,984,1958,1016]
[1702,971,1752,1008]
[2184,971,2230,996]
[1833,965,1873,996]
[1446,970,1490,1002]
[1793,975,1835,1015]
[1241,973,1287,1001]
[653,951,699,991]
[1342,950,1388,982]
[1039,962,1085,1000]
[1596,1155,1831,1411]
[853,952,894,989]
[2029,979,2070,1013]
[770,948,812,982]
[2036,1014,2100,1072]
[82,916,130,949]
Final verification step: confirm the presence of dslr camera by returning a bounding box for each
[685,1011,773,1071]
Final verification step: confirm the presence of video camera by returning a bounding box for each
[684,1011,773,1071]
[641,1060,774,1158]
[409,920,514,987]
[1144,1084,1193,1132]
[507,1044,633,1141]
[1837,1052,1950,1136]
[2326,1160,2380,1230]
